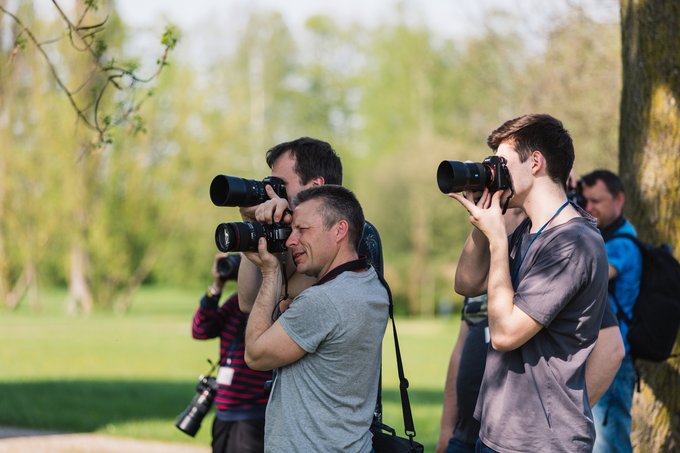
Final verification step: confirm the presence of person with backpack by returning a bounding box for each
[581,169,643,453]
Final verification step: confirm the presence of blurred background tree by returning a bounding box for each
[1,0,623,315]
[618,0,679,450]
[1,0,176,313]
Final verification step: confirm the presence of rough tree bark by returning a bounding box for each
[619,0,680,451]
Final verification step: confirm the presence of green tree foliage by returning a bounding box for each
[515,9,622,173]
[0,0,176,313]
[1,3,623,315]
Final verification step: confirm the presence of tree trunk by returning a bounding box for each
[5,262,39,311]
[65,245,93,315]
[619,0,680,450]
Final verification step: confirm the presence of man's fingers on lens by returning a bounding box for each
[265,184,281,200]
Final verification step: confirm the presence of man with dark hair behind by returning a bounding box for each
[581,169,642,453]
[237,136,343,314]
[242,185,388,452]
[446,114,610,452]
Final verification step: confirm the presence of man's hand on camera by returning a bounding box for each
[463,189,484,204]
[239,205,257,222]
[449,189,508,243]
[244,237,281,277]
[255,185,293,224]
[211,252,230,286]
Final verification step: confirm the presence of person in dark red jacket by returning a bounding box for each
[192,253,272,453]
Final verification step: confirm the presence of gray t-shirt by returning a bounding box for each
[475,214,609,453]
[265,266,389,453]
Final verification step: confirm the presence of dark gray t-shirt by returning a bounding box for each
[265,267,388,453]
[475,214,609,453]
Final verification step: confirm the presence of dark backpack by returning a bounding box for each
[607,233,680,362]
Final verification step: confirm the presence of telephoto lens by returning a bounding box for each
[210,175,287,207]
[437,156,511,194]
[175,376,218,437]
[436,161,489,194]
[215,222,291,253]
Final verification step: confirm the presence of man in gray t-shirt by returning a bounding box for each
[242,185,388,453]
[446,114,610,452]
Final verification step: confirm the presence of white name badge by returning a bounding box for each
[484,326,490,344]
[217,366,235,385]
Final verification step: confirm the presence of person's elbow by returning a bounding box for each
[453,276,485,298]
[489,322,539,352]
[600,325,626,367]
[238,296,253,314]
[244,347,269,371]
[490,333,521,352]
[611,332,625,367]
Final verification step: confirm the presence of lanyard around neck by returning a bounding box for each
[511,200,570,287]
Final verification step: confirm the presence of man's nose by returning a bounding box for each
[286,231,297,247]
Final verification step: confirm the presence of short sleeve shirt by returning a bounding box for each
[264,267,389,453]
[475,214,609,453]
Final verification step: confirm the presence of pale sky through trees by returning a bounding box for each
[114,0,618,40]
[116,0,619,62]
[27,0,618,68]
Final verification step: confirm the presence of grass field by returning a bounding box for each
[0,286,460,451]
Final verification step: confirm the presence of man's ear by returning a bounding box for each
[310,176,325,186]
[335,219,349,243]
[614,191,625,211]
[531,151,545,175]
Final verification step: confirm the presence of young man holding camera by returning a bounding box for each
[243,185,388,452]
[447,114,610,452]
[190,253,272,453]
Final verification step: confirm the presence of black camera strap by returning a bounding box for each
[374,272,418,442]
[314,257,369,286]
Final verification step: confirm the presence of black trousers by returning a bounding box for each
[211,417,265,453]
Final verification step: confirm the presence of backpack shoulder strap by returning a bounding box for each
[359,220,384,279]
[606,232,641,247]
[603,233,640,325]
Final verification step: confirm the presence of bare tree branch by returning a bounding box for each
[0,1,179,147]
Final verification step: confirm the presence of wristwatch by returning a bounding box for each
[206,285,222,298]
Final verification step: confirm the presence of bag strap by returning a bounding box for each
[376,272,417,440]
[605,232,640,247]
[603,233,639,325]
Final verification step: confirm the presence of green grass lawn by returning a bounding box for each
[0,286,460,451]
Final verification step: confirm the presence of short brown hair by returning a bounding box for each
[487,114,574,189]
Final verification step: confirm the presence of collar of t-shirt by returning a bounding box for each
[600,215,626,240]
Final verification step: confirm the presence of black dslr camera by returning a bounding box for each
[175,362,219,437]
[210,174,291,252]
[437,155,512,194]
[216,254,241,281]
[210,175,287,207]
[215,221,291,253]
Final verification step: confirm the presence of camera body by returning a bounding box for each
[215,221,291,253]
[568,180,586,208]
[175,375,219,437]
[216,254,241,281]
[437,155,512,194]
[210,175,287,207]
